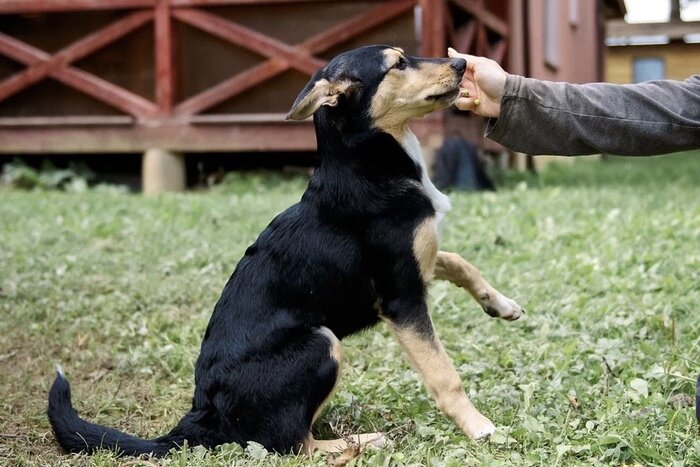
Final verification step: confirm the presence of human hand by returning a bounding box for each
[448,48,506,118]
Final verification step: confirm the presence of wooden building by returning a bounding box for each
[0,0,623,190]
[605,2,700,84]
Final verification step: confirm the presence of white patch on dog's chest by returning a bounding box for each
[401,131,451,238]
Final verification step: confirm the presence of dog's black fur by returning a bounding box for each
[48,45,467,457]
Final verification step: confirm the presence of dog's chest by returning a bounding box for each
[401,131,451,235]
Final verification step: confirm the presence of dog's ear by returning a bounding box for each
[286,76,354,121]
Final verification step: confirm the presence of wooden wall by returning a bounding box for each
[526,0,603,83]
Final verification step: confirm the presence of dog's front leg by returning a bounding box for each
[382,299,495,440]
[434,251,523,320]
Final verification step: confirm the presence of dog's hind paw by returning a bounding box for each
[302,432,388,455]
[346,432,387,449]
[481,291,524,321]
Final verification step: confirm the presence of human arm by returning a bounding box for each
[448,48,700,156]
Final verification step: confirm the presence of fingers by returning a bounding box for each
[447,47,474,61]
[460,88,480,106]
[455,77,480,113]
[448,48,485,114]
[454,96,480,113]
[447,48,484,72]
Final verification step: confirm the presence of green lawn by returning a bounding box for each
[1,153,699,466]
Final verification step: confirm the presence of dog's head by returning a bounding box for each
[287,45,466,137]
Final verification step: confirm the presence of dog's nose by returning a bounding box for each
[451,58,466,74]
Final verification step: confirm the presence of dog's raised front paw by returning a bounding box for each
[480,291,523,321]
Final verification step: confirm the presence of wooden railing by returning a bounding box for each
[0,0,509,153]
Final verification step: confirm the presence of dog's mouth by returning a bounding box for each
[425,87,460,102]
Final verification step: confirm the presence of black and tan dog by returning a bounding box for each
[48,45,523,457]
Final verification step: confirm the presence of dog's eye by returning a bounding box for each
[393,58,408,70]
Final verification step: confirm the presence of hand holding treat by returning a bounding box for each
[448,47,506,118]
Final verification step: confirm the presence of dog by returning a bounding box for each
[47,45,523,457]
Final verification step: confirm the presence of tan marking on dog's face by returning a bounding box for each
[370,49,461,139]
[413,217,438,283]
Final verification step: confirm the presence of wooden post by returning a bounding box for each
[142,148,186,194]
[155,0,175,116]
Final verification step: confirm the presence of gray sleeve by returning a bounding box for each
[484,75,700,156]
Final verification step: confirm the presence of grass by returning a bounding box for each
[1,152,699,466]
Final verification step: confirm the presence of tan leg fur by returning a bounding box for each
[300,327,386,455]
[434,251,523,320]
[387,323,495,439]
[301,433,386,455]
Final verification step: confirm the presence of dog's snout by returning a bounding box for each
[451,58,466,74]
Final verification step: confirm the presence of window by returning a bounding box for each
[544,0,559,69]
[633,58,665,82]
[569,0,579,27]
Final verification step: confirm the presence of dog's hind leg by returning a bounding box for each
[301,433,386,455]
[434,250,523,320]
[300,327,385,455]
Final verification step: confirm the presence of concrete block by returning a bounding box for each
[142,149,186,194]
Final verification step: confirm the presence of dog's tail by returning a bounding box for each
[47,364,190,457]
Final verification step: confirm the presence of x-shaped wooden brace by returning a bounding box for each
[0,0,418,119]
[0,10,159,118]
[172,0,417,117]
[447,0,508,64]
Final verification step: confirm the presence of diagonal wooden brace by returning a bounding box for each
[173,0,416,116]
[0,10,158,117]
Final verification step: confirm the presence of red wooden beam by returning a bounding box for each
[0,122,318,153]
[174,0,418,116]
[55,10,155,64]
[0,33,50,65]
[172,8,325,76]
[454,20,477,53]
[174,58,287,117]
[170,0,322,5]
[489,39,507,64]
[0,11,152,99]
[450,0,508,36]
[0,116,134,126]
[0,0,358,14]
[155,0,175,114]
[445,5,458,49]
[0,34,51,102]
[0,0,154,14]
[0,117,442,153]
[434,0,447,56]
[300,0,417,54]
[0,13,159,117]
[0,0,442,127]
[419,0,434,57]
[419,0,446,57]
[54,68,160,117]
